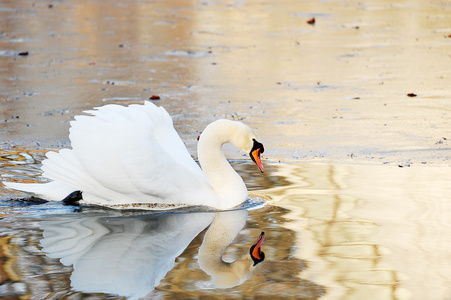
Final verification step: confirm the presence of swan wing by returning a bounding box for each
[40,102,216,206]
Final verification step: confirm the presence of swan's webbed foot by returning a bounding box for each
[62,190,83,206]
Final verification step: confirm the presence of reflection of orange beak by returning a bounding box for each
[251,149,264,173]
[252,232,265,260]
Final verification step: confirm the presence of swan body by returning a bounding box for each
[4,101,264,210]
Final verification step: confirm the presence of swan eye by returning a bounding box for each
[251,139,264,154]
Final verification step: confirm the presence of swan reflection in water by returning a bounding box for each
[40,209,265,299]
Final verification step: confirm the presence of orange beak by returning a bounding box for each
[251,148,264,173]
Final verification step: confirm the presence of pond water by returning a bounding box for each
[1,150,450,299]
[1,0,450,299]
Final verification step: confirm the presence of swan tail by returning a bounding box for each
[3,180,76,201]
[42,149,96,191]
[4,149,91,202]
[42,149,121,204]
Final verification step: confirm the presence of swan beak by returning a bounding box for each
[250,139,264,173]
[250,232,265,266]
[251,149,264,173]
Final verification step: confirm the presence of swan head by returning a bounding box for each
[200,119,265,173]
[249,138,264,173]
[209,232,266,289]
[227,121,264,173]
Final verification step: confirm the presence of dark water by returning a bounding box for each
[1,150,450,299]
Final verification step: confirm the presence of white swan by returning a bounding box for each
[4,101,265,210]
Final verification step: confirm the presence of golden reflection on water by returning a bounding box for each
[0,149,45,185]
[254,162,451,300]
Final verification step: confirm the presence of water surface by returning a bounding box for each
[1,0,449,165]
[1,151,450,299]
[0,0,450,298]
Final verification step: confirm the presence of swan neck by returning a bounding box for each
[197,121,248,208]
